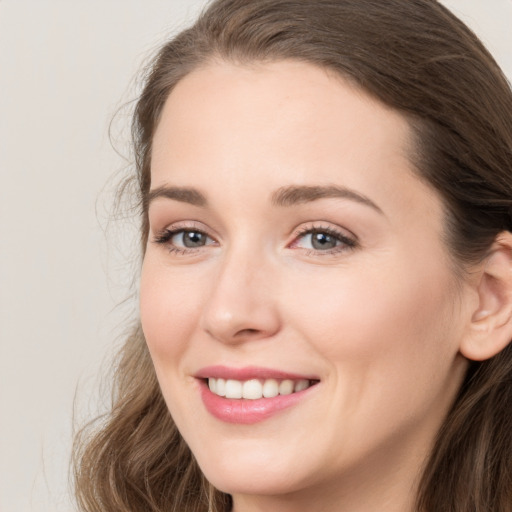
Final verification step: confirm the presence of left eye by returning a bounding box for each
[170,230,213,248]
[293,229,355,251]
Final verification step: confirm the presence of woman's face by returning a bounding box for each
[140,61,474,507]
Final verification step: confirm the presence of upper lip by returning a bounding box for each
[195,365,319,381]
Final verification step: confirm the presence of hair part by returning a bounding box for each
[74,1,512,510]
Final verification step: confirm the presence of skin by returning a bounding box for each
[140,60,478,512]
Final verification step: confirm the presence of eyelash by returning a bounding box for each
[291,224,358,255]
[152,223,358,256]
[152,224,215,255]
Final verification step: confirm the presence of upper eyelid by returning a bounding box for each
[289,223,360,252]
[152,220,358,246]
[161,226,216,242]
[152,227,217,252]
[156,220,217,237]
[292,223,358,240]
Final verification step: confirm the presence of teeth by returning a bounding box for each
[225,379,242,399]
[207,377,314,399]
[279,379,294,395]
[242,379,262,399]
[216,378,226,397]
[295,379,309,392]
[262,378,279,398]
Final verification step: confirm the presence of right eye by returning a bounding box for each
[153,227,217,253]
[170,230,211,248]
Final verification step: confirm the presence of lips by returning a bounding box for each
[196,366,320,424]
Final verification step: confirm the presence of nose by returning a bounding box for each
[199,247,281,345]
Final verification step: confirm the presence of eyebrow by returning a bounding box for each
[146,183,383,214]
[271,185,383,213]
[146,185,208,208]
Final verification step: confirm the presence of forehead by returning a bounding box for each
[150,60,440,224]
[152,60,411,176]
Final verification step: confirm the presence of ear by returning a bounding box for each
[460,232,512,361]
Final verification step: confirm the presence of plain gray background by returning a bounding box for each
[1,1,511,511]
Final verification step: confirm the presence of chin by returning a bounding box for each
[201,462,304,497]
[189,437,321,498]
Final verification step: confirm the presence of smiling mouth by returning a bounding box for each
[197,368,320,423]
[206,377,319,399]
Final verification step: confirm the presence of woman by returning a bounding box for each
[73,1,512,511]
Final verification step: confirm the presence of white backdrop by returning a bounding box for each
[0,1,510,511]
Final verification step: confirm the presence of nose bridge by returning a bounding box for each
[200,238,280,343]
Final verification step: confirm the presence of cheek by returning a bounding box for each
[292,266,452,349]
[285,261,467,460]
[139,257,209,430]
[139,257,203,368]
[284,256,462,409]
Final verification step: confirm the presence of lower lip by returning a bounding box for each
[198,380,317,424]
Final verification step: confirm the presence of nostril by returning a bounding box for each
[236,328,261,337]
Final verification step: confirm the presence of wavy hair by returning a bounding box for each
[73,1,512,510]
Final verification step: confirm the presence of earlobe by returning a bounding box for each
[461,232,512,361]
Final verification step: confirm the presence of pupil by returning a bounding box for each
[312,232,336,250]
[184,231,205,247]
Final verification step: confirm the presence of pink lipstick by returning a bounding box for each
[196,366,319,424]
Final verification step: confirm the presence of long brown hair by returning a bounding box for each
[73,1,512,510]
